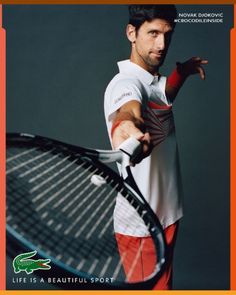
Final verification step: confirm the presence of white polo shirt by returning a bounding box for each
[104,59,183,236]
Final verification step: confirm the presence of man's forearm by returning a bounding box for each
[112,111,146,137]
[166,66,187,103]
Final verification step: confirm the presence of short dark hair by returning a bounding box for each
[128,5,177,31]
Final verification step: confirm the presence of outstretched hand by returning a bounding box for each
[177,57,208,80]
[112,120,153,166]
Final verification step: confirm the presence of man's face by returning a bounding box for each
[127,18,174,73]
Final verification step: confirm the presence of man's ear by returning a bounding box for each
[126,24,136,43]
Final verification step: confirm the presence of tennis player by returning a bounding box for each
[104,5,208,289]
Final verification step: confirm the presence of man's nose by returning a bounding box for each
[156,34,165,50]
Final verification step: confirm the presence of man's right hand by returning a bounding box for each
[112,120,152,165]
[111,100,153,165]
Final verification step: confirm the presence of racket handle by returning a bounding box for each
[117,136,142,158]
[117,137,142,178]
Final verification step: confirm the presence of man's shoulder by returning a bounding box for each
[105,73,142,93]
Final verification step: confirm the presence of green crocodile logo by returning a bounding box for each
[13,250,51,274]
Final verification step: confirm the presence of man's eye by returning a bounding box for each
[149,31,158,37]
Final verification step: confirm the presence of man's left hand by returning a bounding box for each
[177,56,208,80]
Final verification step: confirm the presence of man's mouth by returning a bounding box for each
[150,51,163,58]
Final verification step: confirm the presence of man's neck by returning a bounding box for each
[130,55,159,76]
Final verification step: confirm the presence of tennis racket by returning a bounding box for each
[6,132,166,290]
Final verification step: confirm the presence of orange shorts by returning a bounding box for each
[115,221,179,290]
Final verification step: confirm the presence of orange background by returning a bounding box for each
[0,0,235,4]
[0,2,6,292]
[0,1,235,295]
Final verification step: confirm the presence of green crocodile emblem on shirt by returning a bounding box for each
[13,250,51,274]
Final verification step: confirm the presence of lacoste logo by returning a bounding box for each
[13,250,51,274]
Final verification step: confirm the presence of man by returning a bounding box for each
[104,5,208,289]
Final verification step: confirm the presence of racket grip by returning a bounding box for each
[118,136,142,166]
[118,136,141,156]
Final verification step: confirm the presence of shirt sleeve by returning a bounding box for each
[107,78,143,122]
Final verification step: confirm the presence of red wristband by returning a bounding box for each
[111,120,123,138]
[167,68,186,89]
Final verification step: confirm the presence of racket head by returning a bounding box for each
[6,133,166,290]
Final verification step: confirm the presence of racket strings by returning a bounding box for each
[7,143,160,283]
[8,147,131,231]
[6,147,56,175]
[6,149,118,253]
[32,163,93,211]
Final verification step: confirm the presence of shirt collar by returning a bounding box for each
[117,59,158,85]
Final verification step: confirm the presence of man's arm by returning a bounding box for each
[166,56,208,103]
[111,100,152,165]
